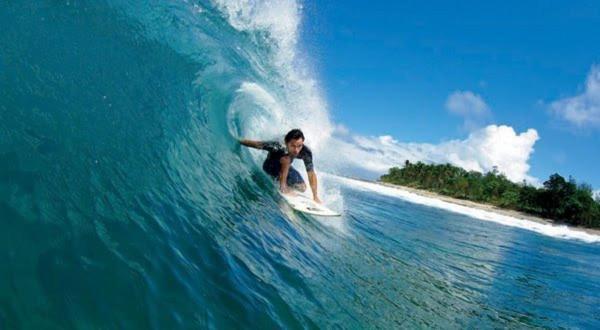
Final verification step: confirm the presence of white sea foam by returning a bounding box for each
[216,0,334,153]
[331,175,600,244]
[215,0,342,217]
[213,0,300,65]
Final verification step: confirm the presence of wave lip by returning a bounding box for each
[333,176,600,244]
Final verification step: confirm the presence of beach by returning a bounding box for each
[374,181,600,236]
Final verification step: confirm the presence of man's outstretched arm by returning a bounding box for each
[307,170,321,203]
[238,139,263,149]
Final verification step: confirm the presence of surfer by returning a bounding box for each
[239,129,321,203]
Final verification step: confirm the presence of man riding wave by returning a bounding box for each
[239,129,321,203]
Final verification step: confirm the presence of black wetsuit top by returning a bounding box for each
[260,141,314,178]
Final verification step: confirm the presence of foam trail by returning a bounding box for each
[331,175,600,244]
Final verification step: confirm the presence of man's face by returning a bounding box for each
[286,138,304,157]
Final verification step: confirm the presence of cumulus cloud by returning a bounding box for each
[323,125,540,184]
[549,65,600,128]
[333,123,350,136]
[445,90,492,131]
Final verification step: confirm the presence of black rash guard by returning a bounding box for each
[260,141,314,177]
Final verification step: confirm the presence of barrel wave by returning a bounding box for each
[1,1,599,329]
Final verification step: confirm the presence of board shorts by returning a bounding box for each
[263,160,305,187]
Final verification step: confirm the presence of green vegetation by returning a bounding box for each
[380,161,600,228]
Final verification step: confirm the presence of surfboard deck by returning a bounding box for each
[279,192,341,217]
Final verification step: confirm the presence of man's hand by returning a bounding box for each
[280,184,292,195]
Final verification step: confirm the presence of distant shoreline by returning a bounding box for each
[345,177,600,237]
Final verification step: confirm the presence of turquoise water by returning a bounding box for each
[1,1,599,328]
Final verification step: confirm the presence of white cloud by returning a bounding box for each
[549,65,600,128]
[446,91,490,116]
[333,124,350,136]
[323,125,540,184]
[445,90,491,131]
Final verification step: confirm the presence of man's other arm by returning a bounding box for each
[307,170,321,203]
[238,139,263,149]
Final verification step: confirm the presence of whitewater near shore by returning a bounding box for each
[331,176,600,242]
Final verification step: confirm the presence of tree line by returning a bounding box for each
[380,160,600,228]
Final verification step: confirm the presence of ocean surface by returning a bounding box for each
[1,1,599,328]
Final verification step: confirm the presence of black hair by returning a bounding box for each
[284,129,305,143]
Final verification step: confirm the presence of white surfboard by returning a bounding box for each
[279,192,341,217]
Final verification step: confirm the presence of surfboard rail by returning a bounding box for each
[279,192,341,217]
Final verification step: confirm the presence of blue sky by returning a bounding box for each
[301,0,600,187]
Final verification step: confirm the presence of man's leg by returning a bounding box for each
[263,159,280,178]
[286,167,306,192]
